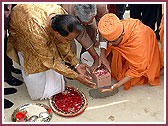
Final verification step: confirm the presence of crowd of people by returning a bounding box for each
[4,4,164,109]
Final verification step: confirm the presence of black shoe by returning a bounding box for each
[4,88,17,95]
[10,66,22,74]
[5,76,23,86]
[4,99,14,109]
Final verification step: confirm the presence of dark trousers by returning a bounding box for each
[130,4,160,30]
[4,34,13,81]
[108,4,126,20]
[156,4,162,30]
[116,4,126,20]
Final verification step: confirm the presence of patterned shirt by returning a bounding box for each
[7,4,79,79]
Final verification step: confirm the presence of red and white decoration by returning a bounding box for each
[49,86,88,117]
[92,67,111,88]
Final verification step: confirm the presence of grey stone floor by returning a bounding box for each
[3,69,165,123]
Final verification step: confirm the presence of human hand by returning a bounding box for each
[99,83,119,92]
[76,74,96,88]
[90,58,100,73]
[76,64,91,76]
[99,53,111,73]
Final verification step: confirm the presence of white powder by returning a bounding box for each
[26,105,47,117]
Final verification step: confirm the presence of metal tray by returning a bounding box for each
[11,103,52,122]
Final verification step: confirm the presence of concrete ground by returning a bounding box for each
[3,9,165,123]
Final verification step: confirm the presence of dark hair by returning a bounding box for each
[51,14,82,37]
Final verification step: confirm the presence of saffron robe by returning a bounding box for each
[106,18,160,90]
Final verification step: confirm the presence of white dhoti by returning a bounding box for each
[18,52,65,100]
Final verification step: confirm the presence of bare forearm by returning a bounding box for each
[100,48,106,57]
[88,45,99,60]
[117,76,131,87]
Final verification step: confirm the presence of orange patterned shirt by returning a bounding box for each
[7,4,79,79]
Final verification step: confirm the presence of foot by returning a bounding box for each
[4,88,17,95]
[5,76,23,86]
[4,99,14,109]
[10,66,22,74]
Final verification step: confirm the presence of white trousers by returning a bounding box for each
[18,52,65,100]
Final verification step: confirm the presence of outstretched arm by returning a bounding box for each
[100,76,131,92]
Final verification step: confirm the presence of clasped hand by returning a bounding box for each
[90,53,111,73]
